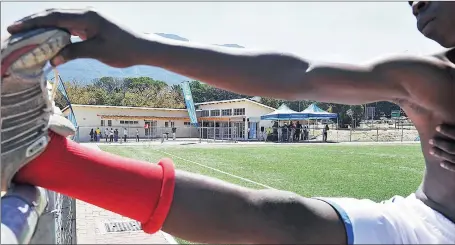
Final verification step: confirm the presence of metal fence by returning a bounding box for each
[75,123,419,144]
[271,123,419,143]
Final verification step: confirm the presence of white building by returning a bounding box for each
[63,98,275,142]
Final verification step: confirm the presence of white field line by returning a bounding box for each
[152,148,276,190]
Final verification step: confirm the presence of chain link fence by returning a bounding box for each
[75,121,418,144]
[53,192,77,244]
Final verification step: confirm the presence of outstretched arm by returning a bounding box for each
[140,37,411,104]
[7,9,417,105]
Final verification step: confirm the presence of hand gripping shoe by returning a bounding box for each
[1,28,75,196]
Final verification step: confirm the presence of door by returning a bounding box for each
[144,121,158,137]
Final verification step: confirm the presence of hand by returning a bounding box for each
[429,124,455,172]
[7,8,144,68]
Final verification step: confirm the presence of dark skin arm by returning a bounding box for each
[5,8,447,244]
[163,170,345,244]
[8,9,417,105]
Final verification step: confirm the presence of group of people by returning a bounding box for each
[275,121,329,142]
[89,127,140,142]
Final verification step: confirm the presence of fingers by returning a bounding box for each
[441,161,455,172]
[50,38,102,66]
[7,8,99,35]
[436,124,455,139]
[429,137,455,155]
[430,146,455,162]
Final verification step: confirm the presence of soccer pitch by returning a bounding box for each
[100,143,424,202]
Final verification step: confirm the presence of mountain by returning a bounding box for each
[49,34,244,84]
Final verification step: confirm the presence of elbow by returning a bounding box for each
[253,53,311,100]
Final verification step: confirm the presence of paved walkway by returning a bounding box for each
[77,143,177,244]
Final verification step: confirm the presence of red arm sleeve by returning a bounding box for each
[14,132,175,234]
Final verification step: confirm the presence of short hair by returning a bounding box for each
[408,1,413,6]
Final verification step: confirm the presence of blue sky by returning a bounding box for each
[1,2,445,64]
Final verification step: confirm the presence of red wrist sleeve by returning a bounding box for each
[14,132,175,234]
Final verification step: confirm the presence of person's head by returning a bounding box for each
[409,1,455,47]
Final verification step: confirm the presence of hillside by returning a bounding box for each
[49,33,244,84]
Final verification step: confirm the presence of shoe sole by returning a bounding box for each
[1,28,71,77]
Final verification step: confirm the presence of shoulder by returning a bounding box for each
[313,195,449,244]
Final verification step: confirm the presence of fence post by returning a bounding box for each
[376,127,379,142]
[401,120,404,142]
[349,127,352,142]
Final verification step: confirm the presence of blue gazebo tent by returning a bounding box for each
[260,104,302,120]
[300,103,338,119]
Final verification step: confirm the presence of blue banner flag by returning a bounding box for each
[181,82,198,126]
[56,79,78,128]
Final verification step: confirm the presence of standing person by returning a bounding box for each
[123,128,128,142]
[290,121,296,143]
[322,124,328,142]
[114,129,118,142]
[304,125,309,141]
[295,121,302,142]
[136,129,140,142]
[260,125,265,141]
[110,128,114,142]
[7,3,455,243]
[89,128,94,142]
[95,127,101,142]
[105,128,109,142]
[281,123,287,142]
[172,126,177,140]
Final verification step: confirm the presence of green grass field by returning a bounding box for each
[99,143,424,243]
[100,143,424,201]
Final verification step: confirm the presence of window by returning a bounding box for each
[108,120,112,126]
[101,120,105,126]
[201,110,209,117]
[184,122,191,127]
[222,109,232,116]
[210,109,220,117]
[233,108,245,116]
[120,120,139,124]
[165,122,174,128]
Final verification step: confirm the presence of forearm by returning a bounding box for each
[163,171,259,243]
[164,172,345,244]
[137,35,309,100]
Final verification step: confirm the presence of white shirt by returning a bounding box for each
[314,194,455,244]
[124,129,127,136]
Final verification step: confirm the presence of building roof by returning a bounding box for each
[195,98,275,110]
[62,98,275,112]
[62,104,195,112]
